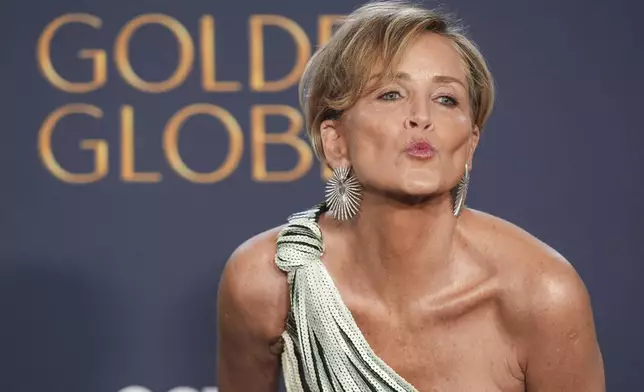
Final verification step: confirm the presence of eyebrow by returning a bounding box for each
[431,74,467,89]
[369,72,467,89]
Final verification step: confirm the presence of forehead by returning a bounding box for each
[389,32,467,82]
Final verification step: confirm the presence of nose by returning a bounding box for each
[404,102,431,130]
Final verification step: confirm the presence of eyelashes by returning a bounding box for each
[376,90,459,107]
[378,91,402,101]
[436,95,458,106]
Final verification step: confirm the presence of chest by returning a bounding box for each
[342,295,525,392]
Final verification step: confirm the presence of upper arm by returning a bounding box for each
[217,228,289,392]
[522,258,605,391]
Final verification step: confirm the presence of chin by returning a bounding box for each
[364,172,442,202]
[400,177,441,195]
[381,180,441,205]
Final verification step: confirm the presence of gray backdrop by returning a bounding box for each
[2,0,642,391]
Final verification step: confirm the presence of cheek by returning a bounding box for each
[346,112,393,157]
[438,112,472,150]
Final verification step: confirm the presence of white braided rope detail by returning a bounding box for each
[306,263,367,392]
[276,212,418,392]
[275,220,323,273]
[281,332,305,392]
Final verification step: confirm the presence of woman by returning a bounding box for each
[217,1,605,391]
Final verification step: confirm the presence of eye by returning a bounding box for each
[378,91,403,101]
[436,95,458,106]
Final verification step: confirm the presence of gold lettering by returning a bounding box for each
[318,15,345,46]
[115,14,194,93]
[164,104,243,183]
[251,105,312,181]
[37,14,106,93]
[200,15,242,92]
[120,105,162,182]
[249,15,310,92]
[38,104,108,183]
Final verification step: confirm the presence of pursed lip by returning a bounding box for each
[403,139,436,159]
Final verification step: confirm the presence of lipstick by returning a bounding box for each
[404,140,435,159]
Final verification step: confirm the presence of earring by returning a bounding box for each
[325,166,362,220]
[452,162,470,217]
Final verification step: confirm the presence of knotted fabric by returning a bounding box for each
[274,203,418,392]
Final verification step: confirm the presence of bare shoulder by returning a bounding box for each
[218,224,290,341]
[463,209,604,389]
[463,208,589,305]
[217,225,293,389]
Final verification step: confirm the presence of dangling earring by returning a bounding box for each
[325,166,362,220]
[452,162,470,217]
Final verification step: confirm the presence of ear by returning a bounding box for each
[320,119,350,168]
[467,125,480,170]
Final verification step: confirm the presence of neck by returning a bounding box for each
[343,191,459,305]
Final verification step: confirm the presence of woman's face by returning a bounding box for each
[321,32,479,201]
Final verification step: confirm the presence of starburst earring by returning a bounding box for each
[452,162,470,217]
[325,166,362,220]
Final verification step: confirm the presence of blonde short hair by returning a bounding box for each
[299,0,495,161]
